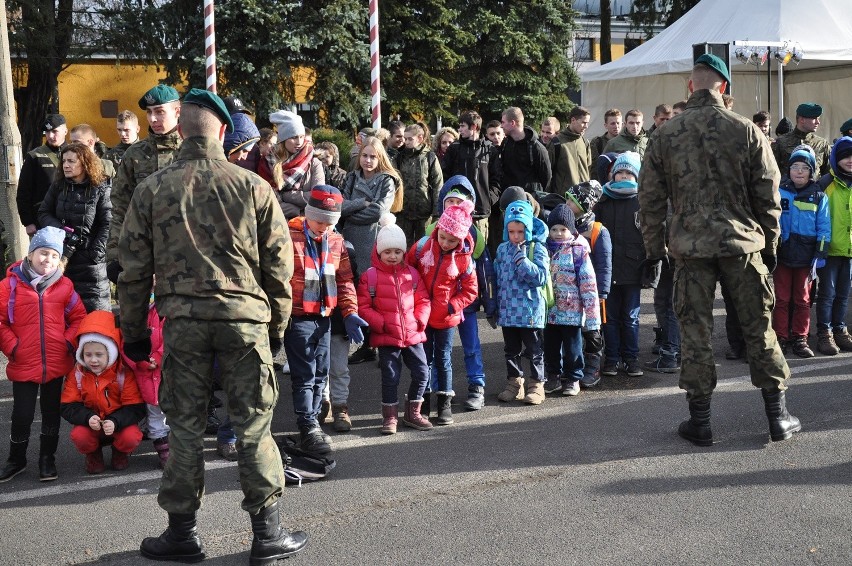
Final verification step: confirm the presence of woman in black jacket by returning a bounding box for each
[38,142,112,312]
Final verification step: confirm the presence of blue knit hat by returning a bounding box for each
[612,151,641,180]
[789,144,816,174]
[503,199,533,242]
[29,226,65,256]
[224,113,261,156]
[547,204,578,235]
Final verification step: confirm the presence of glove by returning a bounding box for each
[269,335,283,358]
[106,260,123,284]
[761,253,777,273]
[641,258,663,289]
[123,334,152,362]
[582,329,603,353]
[486,316,498,330]
[344,314,369,345]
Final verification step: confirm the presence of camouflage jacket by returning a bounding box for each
[772,129,831,178]
[108,130,182,261]
[103,142,133,165]
[638,89,781,260]
[117,136,293,341]
[393,145,443,221]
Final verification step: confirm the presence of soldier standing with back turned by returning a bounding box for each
[639,54,801,447]
[118,89,308,564]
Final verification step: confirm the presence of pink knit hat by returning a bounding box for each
[436,199,474,240]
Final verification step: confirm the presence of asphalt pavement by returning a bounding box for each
[1,289,850,565]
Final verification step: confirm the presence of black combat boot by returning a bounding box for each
[139,512,205,563]
[761,388,802,442]
[249,500,309,565]
[0,439,28,483]
[678,397,713,447]
[435,394,454,426]
[38,434,59,481]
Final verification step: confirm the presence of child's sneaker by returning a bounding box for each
[543,374,563,394]
[561,379,581,396]
[601,362,619,376]
[624,359,644,377]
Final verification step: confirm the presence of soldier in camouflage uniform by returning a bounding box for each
[106,85,182,283]
[16,114,67,236]
[118,89,308,563]
[772,103,832,178]
[639,54,801,447]
[103,110,141,165]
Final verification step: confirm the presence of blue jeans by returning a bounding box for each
[816,256,852,331]
[283,316,331,430]
[502,326,544,382]
[430,312,485,388]
[379,344,429,404]
[543,324,583,381]
[603,284,641,362]
[425,326,456,395]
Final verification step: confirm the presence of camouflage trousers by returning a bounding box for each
[158,318,285,515]
[673,253,790,400]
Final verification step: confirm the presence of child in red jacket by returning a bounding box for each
[406,200,478,426]
[358,214,433,434]
[61,310,145,474]
[0,227,86,483]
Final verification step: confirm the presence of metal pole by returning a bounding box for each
[777,59,784,122]
[204,0,216,92]
[0,0,27,263]
[369,0,381,129]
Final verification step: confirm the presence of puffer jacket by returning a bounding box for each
[0,261,86,383]
[38,176,112,311]
[546,235,600,330]
[357,247,431,348]
[594,194,645,286]
[818,138,852,257]
[60,310,145,428]
[406,231,478,330]
[123,304,165,406]
[778,179,830,268]
[394,145,443,221]
[494,216,550,328]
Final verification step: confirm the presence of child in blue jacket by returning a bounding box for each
[774,145,830,357]
[491,199,550,405]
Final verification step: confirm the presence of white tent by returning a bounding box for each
[580,0,852,138]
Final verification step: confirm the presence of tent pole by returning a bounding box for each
[777,60,784,121]
[766,53,771,115]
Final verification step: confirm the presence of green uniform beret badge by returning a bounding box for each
[139,85,180,110]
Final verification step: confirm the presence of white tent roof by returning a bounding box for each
[582,0,852,82]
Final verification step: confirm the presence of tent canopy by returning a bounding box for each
[580,0,852,138]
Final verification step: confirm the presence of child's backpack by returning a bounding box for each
[588,221,602,252]
[277,435,336,486]
[527,241,555,309]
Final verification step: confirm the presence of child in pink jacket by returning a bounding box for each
[358,215,433,434]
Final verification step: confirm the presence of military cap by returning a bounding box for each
[840,118,852,136]
[223,96,253,116]
[138,85,180,110]
[183,88,235,133]
[695,53,730,83]
[43,113,66,132]
[796,103,822,119]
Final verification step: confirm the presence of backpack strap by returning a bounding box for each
[589,221,602,251]
[414,236,429,261]
[366,267,378,307]
[407,266,419,291]
[7,277,16,325]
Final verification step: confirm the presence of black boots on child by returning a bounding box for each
[38,434,59,481]
[0,439,28,482]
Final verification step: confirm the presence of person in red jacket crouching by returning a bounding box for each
[358,214,433,434]
[61,310,145,474]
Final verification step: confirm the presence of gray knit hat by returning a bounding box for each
[268,110,305,141]
[29,226,65,256]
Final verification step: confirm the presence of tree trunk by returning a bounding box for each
[600,0,612,64]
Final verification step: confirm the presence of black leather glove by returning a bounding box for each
[269,335,284,358]
[123,333,152,362]
[582,329,604,353]
[106,260,123,284]
[761,253,777,273]
[641,258,663,289]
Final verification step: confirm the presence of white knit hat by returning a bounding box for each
[76,333,119,369]
[376,214,407,254]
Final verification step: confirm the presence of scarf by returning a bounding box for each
[20,258,61,293]
[301,224,337,316]
[602,180,638,199]
[280,143,314,193]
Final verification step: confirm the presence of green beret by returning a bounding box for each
[695,53,730,83]
[840,118,852,135]
[138,85,180,110]
[182,88,235,133]
[796,103,823,119]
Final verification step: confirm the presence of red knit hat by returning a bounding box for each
[305,185,343,225]
[436,199,474,240]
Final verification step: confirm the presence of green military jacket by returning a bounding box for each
[103,142,133,165]
[638,89,781,261]
[16,144,62,227]
[117,137,293,341]
[107,130,182,261]
[547,129,592,193]
[604,129,648,158]
[772,129,831,178]
[393,144,443,222]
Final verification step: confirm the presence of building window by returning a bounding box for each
[575,37,595,61]
[624,37,642,53]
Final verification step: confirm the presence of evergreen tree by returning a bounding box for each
[630,0,700,35]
